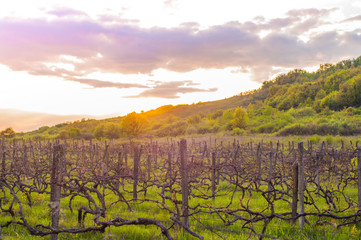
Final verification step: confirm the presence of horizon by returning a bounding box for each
[1,0,361,131]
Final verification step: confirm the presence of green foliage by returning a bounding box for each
[325,135,335,144]
[231,107,248,129]
[58,130,69,139]
[187,114,202,125]
[121,112,149,137]
[79,131,95,140]
[103,122,122,139]
[38,126,50,133]
[155,121,188,137]
[186,126,198,135]
[232,127,245,136]
[93,124,104,139]
[0,127,16,138]
[68,127,81,139]
[308,134,321,144]
[210,109,224,119]
[222,110,234,121]
[289,107,315,118]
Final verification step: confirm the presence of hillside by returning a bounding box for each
[8,55,361,140]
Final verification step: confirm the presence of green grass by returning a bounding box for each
[2,142,361,240]
[2,182,361,239]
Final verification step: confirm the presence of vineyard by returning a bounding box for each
[1,137,361,239]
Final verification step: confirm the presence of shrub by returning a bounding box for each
[289,107,315,118]
[186,126,198,135]
[94,124,105,139]
[325,135,335,144]
[156,121,188,137]
[58,130,69,140]
[308,134,321,144]
[211,109,224,119]
[80,131,95,140]
[104,122,122,139]
[232,128,245,136]
[187,114,202,125]
[68,128,81,139]
[197,125,213,134]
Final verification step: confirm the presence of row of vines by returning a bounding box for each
[1,138,361,239]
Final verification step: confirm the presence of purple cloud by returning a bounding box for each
[0,7,360,84]
[68,78,148,89]
[127,80,218,98]
[47,7,88,18]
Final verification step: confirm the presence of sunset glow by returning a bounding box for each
[1,0,361,131]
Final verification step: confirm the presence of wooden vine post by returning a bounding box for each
[180,139,189,228]
[1,141,5,176]
[268,142,274,199]
[256,143,261,184]
[211,151,216,199]
[298,142,305,229]
[133,145,141,200]
[50,144,65,240]
[357,146,361,210]
[291,162,298,225]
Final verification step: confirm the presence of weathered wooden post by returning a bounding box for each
[123,144,128,167]
[211,152,216,199]
[147,154,151,180]
[357,147,361,210]
[291,162,298,225]
[117,151,122,173]
[316,152,321,194]
[257,143,261,184]
[50,144,65,240]
[216,150,221,184]
[11,139,16,172]
[22,142,28,175]
[133,146,141,200]
[268,142,273,193]
[1,141,5,176]
[153,141,158,165]
[167,144,173,176]
[298,142,305,229]
[180,139,189,228]
[115,151,122,189]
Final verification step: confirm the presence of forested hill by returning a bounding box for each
[264,57,361,112]
[11,55,361,139]
[145,55,361,119]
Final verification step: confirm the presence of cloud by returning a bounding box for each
[67,78,148,89]
[127,80,217,98]
[342,15,361,22]
[0,7,360,83]
[164,0,178,8]
[47,7,88,18]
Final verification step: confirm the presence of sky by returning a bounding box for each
[1,0,361,131]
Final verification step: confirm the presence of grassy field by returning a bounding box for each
[1,178,361,239]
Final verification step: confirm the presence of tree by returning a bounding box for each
[121,112,149,136]
[187,114,201,125]
[68,127,81,139]
[104,122,122,139]
[0,127,16,138]
[231,107,249,129]
[58,130,69,139]
[94,124,105,139]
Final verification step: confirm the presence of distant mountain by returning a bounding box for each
[0,109,96,132]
